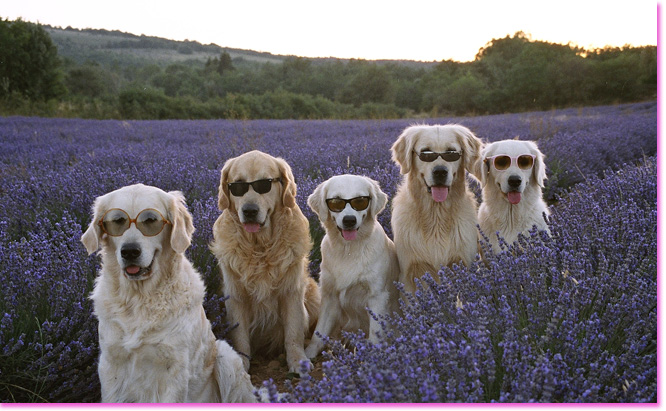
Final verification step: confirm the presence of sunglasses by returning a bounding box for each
[416,150,462,162]
[486,154,536,171]
[98,208,171,237]
[325,196,371,213]
[228,178,282,197]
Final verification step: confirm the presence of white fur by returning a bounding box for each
[305,175,399,358]
[82,184,255,403]
[475,139,550,252]
[390,124,483,294]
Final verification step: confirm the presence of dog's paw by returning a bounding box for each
[288,358,313,375]
[305,344,320,359]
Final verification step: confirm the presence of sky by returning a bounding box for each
[2,0,658,62]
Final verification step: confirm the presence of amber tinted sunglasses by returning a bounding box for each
[486,154,535,171]
[98,208,171,237]
[326,196,371,213]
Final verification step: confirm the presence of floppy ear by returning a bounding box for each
[218,158,233,211]
[391,126,419,175]
[531,142,547,188]
[368,177,388,217]
[454,125,483,175]
[81,195,105,255]
[474,144,491,187]
[276,157,297,208]
[168,191,195,254]
[307,180,329,222]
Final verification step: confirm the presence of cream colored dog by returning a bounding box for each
[476,139,550,252]
[210,150,320,374]
[81,184,255,403]
[305,175,399,358]
[391,124,482,294]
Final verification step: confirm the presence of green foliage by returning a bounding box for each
[0,23,657,119]
[0,18,66,100]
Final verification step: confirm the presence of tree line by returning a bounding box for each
[0,18,657,120]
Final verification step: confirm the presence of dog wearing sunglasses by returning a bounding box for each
[391,124,482,294]
[81,184,256,403]
[304,175,399,358]
[210,150,320,374]
[475,139,550,252]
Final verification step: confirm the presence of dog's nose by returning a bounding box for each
[508,175,522,189]
[121,243,142,260]
[432,166,448,184]
[242,203,260,221]
[342,215,357,229]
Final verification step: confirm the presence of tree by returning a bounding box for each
[0,18,65,100]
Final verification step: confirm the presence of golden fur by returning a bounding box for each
[82,184,255,403]
[390,125,483,293]
[210,151,320,373]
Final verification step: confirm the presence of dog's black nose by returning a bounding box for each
[121,243,141,260]
[342,215,357,229]
[432,166,448,184]
[508,175,522,188]
[242,203,260,221]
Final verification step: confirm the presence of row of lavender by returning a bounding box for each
[0,101,656,402]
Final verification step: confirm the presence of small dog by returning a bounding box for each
[210,150,320,373]
[305,175,399,358]
[475,139,550,251]
[391,124,483,293]
[81,184,255,403]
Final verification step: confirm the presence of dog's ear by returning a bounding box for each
[81,196,105,255]
[475,144,490,187]
[218,158,233,211]
[530,142,547,188]
[307,180,328,222]
[277,157,297,208]
[368,177,388,217]
[391,126,419,175]
[168,191,195,254]
[454,125,483,176]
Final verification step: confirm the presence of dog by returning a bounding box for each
[210,150,320,374]
[304,175,399,358]
[475,139,550,252]
[81,184,255,403]
[390,124,483,294]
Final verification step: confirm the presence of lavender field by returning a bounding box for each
[0,101,657,403]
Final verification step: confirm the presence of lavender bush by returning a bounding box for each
[0,102,656,402]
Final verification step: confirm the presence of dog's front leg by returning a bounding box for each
[367,291,391,344]
[225,297,252,372]
[305,292,341,358]
[279,281,311,373]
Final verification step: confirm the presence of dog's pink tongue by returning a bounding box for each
[431,186,448,203]
[126,265,140,275]
[244,223,261,233]
[342,229,358,241]
[508,191,522,205]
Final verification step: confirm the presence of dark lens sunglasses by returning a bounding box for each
[228,178,282,197]
[416,150,462,162]
[326,196,371,213]
[98,208,171,237]
[486,154,535,171]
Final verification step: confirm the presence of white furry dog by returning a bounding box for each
[81,184,255,403]
[475,139,550,251]
[305,175,399,358]
[391,124,482,293]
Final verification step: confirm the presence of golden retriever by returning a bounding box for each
[475,139,550,252]
[390,124,482,293]
[305,175,399,358]
[210,150,320,373]
[81,184,255,403]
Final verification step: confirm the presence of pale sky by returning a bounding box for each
[2,0,658,62]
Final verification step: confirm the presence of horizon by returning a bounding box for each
[2,0,657,63]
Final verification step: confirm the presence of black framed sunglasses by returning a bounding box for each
[416,150,462,162]
[325,196,371,213]
[98,208,171,237]
[228,178,282,197]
